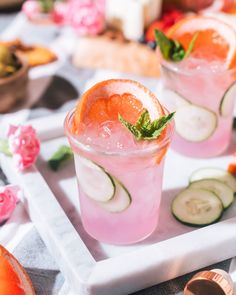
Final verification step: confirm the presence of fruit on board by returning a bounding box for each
[145,9,184,42]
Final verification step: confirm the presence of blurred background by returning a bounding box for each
[0,0,236,118]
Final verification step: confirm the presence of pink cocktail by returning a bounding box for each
[161,57,236,157]
[65,79,174,244]
[155,16,236,158]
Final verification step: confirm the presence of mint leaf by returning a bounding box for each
[233,118,236,130]
[0,139,11,156]
[149,112,175,137]
[48,145,73,171]
[155,29,199,62]
[136,110,151,130]
[119,110,175,141]
[184,32,199,59]
[155,30,175,60]
[118,114,142,140]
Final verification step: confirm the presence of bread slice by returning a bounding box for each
[72,31,160,77]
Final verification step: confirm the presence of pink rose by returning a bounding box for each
[52,1,70,25]
[7,125,40,171]
[68,0,105,36]
[22,0,41,20]
[0,185,20,223]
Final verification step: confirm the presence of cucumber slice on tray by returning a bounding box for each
[75,155,132,213]
[190,167,236,194]
[219,81,236,117]
[172,188,224,226]
[175,105,217,142]
[189,179,234,209]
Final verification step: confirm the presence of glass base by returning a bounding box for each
[82,217,159,245]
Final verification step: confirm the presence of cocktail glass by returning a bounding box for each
[161,58,236,157]
[64,93,173,245]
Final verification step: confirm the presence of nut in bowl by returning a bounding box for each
[0,44,29,113]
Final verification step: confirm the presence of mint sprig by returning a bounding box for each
[0,139,11,156]
[233,118,236,130]
[119,109,174,141]
[48,145,73,171]
[155,29,199,62]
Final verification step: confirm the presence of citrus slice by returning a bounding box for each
[72,79,165,134]
[0,245,35,295]
[167,16,236,68]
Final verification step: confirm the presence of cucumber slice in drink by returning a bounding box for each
[219,81,236,117]
[75,155,115,202]
[175,105,217,142]
[171,188,223,226]
[190,167,236,194]
[100,177,131,213]
[162,89,191,109]
[189,179,234,209]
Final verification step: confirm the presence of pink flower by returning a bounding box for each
[68,0,105,36]
[0,185,20,223]
[52,1,70,25]
[22,0,41,20]
[7,125,40,171]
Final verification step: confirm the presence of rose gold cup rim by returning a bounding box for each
[184,270,234,295]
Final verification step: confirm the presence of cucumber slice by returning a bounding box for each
[162,89,191,109]
[189,179,234,209]
[219,81,236,117]
[100,177,131,213]
[74,155,115,202]
[175,105,217,142]
[172,188,223,226]
[190,167,236,194]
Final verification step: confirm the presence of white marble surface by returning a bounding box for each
[1,113,236,295]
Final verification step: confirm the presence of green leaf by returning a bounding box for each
[0,139,11,156]
[119,110,175,141]
[184,32,199,59]
[118,114,142,140]
[136,110,151,130]
[155,30,174,60]
[48,145,73,171]
[155,29,199,62]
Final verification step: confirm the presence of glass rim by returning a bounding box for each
[160,57,236,77]
[64,109,174,157]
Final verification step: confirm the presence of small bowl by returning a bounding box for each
[0,53,29,113]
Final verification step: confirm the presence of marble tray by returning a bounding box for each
[1,112,236,295]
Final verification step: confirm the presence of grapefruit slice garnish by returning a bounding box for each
[71,79,171,163]
[72,79,165,134]
[167,16,236,68]
[0,245,36,295]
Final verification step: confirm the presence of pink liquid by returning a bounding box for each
[69,119,171,244]
[161,57,235,157]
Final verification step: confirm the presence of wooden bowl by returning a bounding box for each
[0,53,29,113]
